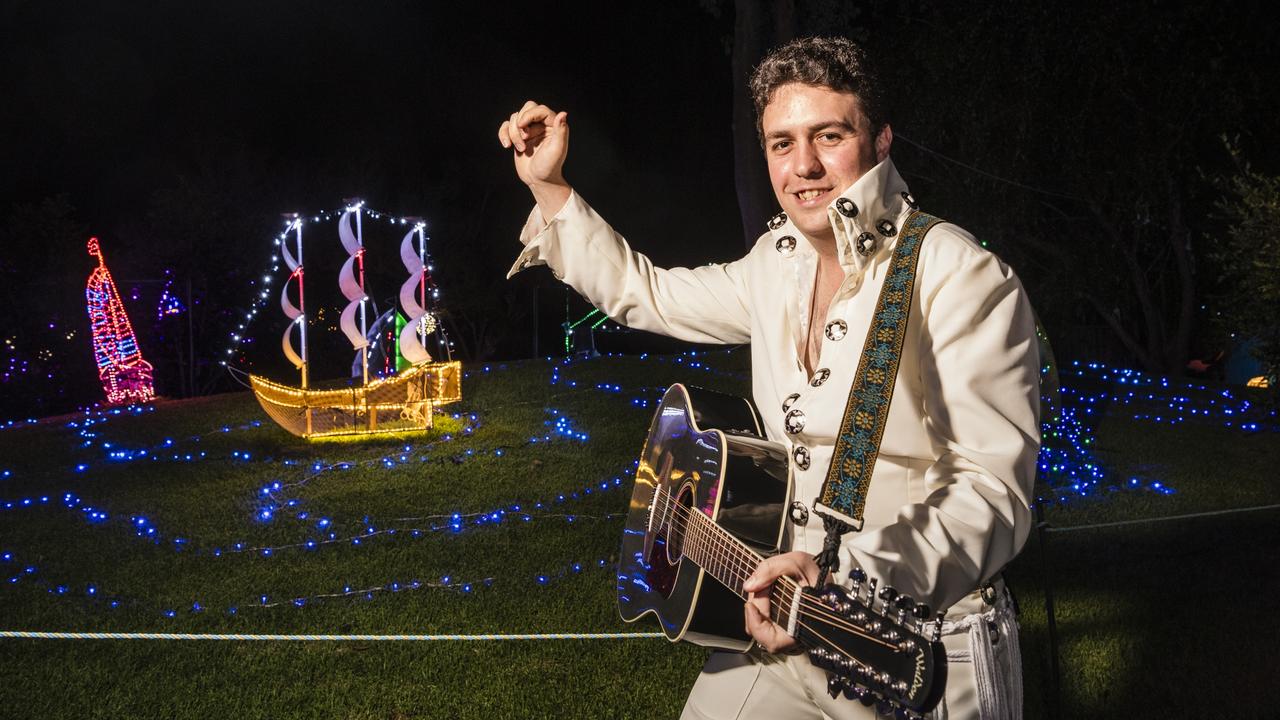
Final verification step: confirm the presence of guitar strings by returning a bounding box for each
[652,480,821,613]
[644,478,926,701]
[673,502,913,671]
[796,619,911,702]
[664,492,899,652]
[648,483,904,650]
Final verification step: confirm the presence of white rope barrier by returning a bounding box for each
[1044,503,1280,533]
[0,631,665,641]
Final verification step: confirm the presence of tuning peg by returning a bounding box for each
[827,674,845,699]
[912,602,932,631]
[877,585,899,613]
[843,683,868,702]
[849,567,866,597]
[866,577,878,606]
[932,612,945,642]
[894,594,914,623]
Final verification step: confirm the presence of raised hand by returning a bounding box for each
[498,100,572,218]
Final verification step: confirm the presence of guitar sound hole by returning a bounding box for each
[664,483,695,566]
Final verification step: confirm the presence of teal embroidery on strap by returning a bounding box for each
[817,210,943,526]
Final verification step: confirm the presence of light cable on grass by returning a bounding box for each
[0,630,663,641]
[1044,503,1280,533]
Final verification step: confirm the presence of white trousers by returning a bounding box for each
[680,590,1022,720]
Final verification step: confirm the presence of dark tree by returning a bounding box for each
[0,196,95,415]
[1207,142,1280,390]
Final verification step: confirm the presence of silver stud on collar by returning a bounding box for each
[775,235,797,254]
[877,219,897,237]
[835,198,858,218]
[856,231,877,257]
[768,212,788,230]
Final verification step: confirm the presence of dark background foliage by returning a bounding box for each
[2,0,1277,416]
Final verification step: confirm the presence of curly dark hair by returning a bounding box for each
[749,36,887,144]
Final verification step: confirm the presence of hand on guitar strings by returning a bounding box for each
[742,551,820,654]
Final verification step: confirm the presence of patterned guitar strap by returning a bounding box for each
[813,209,944,585]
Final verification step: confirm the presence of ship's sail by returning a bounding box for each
[338,205,370,353]
[279,218,306,370]
[249,200,461,440]
[397,223,435,365]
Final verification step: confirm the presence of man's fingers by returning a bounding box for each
[508,112,523,152]
[744,598,762,634]
[743,555,786,592]
[516,103,556,132]
[744,597,790,653]
[744,597,770,636]
[743,551,819,593]
[500,102,561,155]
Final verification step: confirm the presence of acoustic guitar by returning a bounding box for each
[617,383,946,716]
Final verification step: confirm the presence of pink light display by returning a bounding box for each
[85,237,155,404]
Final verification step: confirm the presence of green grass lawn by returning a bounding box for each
[1,349,1276,719]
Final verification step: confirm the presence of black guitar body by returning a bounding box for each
[618,384,946,715]
[616,383,791,651]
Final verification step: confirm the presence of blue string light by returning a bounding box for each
[9,349,1265,622]
[1067,361,1277,432]
[2,537,620,618]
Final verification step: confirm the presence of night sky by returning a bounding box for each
[3,1,1277,413]
[0,1,743,269]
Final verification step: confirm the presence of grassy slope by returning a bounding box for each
[1,349,1276,719]
[1015,396,1280,719]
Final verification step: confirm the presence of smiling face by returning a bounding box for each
[762,82,892,246]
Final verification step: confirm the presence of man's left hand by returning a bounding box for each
[742,551,820,654]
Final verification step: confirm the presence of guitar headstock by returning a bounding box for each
[795,571,946,717]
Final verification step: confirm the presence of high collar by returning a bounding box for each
[766,157,913,273]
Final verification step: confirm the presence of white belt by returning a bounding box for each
[929,588,1022,720]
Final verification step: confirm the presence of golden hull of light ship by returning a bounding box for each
[250,360,461,439]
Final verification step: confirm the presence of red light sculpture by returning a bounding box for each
[85,237,155,404]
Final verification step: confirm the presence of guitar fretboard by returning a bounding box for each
[651,482,796,630]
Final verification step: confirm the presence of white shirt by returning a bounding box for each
[508,158,1041,615]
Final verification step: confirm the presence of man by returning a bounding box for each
[499,37,1039,720]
